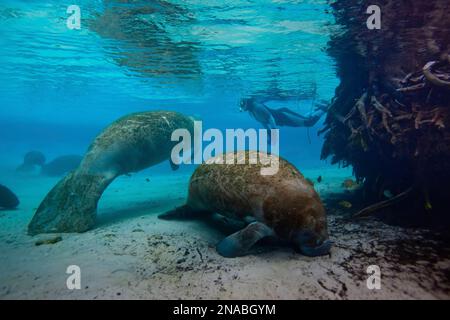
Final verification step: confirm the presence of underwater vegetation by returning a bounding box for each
[321,0,450,226]
[0,184,19,209]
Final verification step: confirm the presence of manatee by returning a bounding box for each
[28,111,194,235]
[41,155,83,177]
[16,151,46,172]
[159,151,332,258]
[0,184,19,209]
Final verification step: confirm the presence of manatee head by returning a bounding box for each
[291,222,332,257]
[16,151,46,172]
[289,199,331,257]
[263,184,332,257]
[24,151,46,166]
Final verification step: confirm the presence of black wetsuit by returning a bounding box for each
[244,98,327,129]
[266,106,322,127]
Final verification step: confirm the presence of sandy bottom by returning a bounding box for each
[1,166,449,300]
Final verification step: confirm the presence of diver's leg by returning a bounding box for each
[216,222,274,258]
[280,113,308,127]
[276,107,309,118]
[279,109,325,127]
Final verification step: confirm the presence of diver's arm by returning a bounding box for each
[314,99,329,112]
[299,101,329,126]
[302,113,322,127]
[296,107,326,127]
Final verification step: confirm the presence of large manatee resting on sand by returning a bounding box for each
[159,151,331,257]
[28,111,194,235]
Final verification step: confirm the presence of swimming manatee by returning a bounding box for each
[28,111,195,235]
[16,151,46,173]
[0,184,19,209]
[159,151,332,258]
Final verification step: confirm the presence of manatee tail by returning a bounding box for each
[28,170,114,235]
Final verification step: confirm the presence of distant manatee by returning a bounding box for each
[16,151,46,173]
[41,155,83,177]
[0,184,19,209]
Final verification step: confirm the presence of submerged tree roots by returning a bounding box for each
[322,0,450,224]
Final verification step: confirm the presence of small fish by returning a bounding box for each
[383,190,393,199]
[342,179,357,189]
[145,178,150,182]
[338,200,352,209]
[317,176,322,183]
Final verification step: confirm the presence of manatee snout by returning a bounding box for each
[292,229,332,257]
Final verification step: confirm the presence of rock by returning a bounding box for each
[0,184,19,209]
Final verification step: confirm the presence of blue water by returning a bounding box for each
[1,0,339,172]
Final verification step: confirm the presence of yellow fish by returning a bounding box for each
[342,179,357,189]
[338,200,352,209]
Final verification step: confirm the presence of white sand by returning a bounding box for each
[1,166,449,300]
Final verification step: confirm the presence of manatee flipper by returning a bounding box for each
[158,204,208,220]
[28,171,114,235]
[216,222,274,258]
[207,213,247,234]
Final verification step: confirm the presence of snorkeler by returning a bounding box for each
[239,97,329,130]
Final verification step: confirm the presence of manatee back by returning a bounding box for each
[186,151,313,220]
[80,111,194,174]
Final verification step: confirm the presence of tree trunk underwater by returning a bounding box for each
[322,0,450,226]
